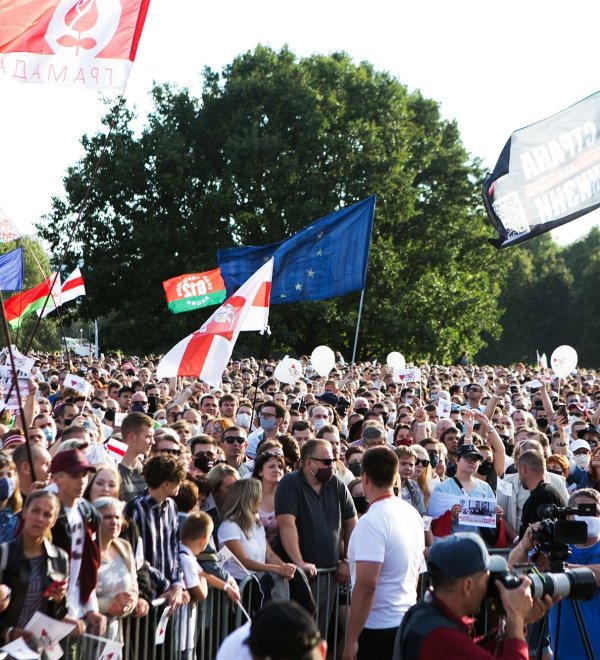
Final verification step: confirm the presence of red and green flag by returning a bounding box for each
[162,268,226,314]
[3,275,60,328]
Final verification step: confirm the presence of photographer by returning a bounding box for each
[508,488,600,659]
[395,532,551,659]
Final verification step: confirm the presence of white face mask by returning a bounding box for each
[313,418,326,431]
[574,454,591,469]
[575,515,600,538]
[236,412,252,428]
[190,424,202,436]
[387,412,396,425]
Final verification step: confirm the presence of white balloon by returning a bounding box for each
[550,345,578,379]
[274,356,303,385]
[310,345,336,377]
[386,351,406,369]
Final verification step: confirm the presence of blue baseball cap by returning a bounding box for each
[428,532,507,579]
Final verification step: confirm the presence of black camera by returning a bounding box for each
[532,503,596,562]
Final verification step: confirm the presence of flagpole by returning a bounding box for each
[0,292,36,481]
[350,196,376,364]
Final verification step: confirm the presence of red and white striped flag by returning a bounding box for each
[156,259,273,386]
[38,267,85,317]
[0,0,151,89]
[106,436,127,464]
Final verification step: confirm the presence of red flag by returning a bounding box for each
[3,275,61,328]
[156,260,273,386]
[162,268,226,314]
[0,0,151,88]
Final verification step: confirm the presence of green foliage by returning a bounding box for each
[37,46,503,360]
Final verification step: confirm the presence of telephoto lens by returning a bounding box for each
[528,567,597,601]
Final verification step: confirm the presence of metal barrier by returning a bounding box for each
[57,550,517,658]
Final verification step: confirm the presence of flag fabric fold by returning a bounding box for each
[3,275,61,328]
[483,91,600,248]
[0,0,151,88]
[0,208,20,244]
[162,268,226,314]
[38,267,85,318]
[217,196,375,304]
[156,259,274,386]
[0,248,23,291]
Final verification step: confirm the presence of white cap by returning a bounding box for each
[570,439,591,453]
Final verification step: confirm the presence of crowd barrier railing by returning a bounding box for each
[58,550,513,659]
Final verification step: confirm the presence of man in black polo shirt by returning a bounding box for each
[518,449,563,540]
[276,439,357,635]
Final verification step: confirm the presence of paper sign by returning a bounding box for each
[458,497,497,529]
[496,478,513,496]
[437,398,452,419]
[218,545,250,575]
[525,380,543,389]
[63,373,91,396]
[83,633,123,660]
[0,365,29,409]
[155,605,172,645]
[25,612,75,660]
[393,367,422,384]
[422,515,432,532]
[113,412,127,428]
[0,637,40,659]
[419,554,428,574]
[86,444,107,465]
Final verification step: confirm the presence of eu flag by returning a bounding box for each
[218,196,375,303]
[0,247,23,291]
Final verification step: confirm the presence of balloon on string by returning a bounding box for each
[550,345,578,379]
[274,356,303,385]
[386,352,406,369]
[310,346,336,377]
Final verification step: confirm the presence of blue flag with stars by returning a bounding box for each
[217,196,375,304]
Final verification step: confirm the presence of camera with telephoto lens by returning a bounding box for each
[486,503,597,610]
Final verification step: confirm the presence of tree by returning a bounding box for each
[37,46,503,361]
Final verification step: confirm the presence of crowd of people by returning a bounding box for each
[0,352,597,658]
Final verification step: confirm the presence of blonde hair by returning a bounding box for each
[411,444,432,506]
[221,478,262,538]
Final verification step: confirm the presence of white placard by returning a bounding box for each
[155,605,172,645]
[393,367,422,384]
[458,497,497,529]
[25,612,75,660]
[437,398,452,418]
[0,637,40,659]
[422,515,432,532]
[63,373,92,396]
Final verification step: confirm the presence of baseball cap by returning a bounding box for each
[570,439,591,453]
[50,449,97,476]
[578,426,600,441]
[246,600,321,658]
[455,443,484,460]
[568,402,586,413]
[316,392,339,406]
[428,532,507,579]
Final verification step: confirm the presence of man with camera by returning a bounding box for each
[395,532,551,659]
[509,488,600,659]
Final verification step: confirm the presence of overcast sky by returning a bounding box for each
[1,0,599,245]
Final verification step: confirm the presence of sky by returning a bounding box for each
[1,0,600,246]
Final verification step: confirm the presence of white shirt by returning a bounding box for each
[216,621,252,660]
[218,520,267,580]
[348,496,424,629]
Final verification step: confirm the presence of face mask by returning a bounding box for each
[373,380,382,389]
[235,412,251,428]
[387,412,396,425]
[574,454,591,469]
[477,460,494,476]
[193,456,214,473]
[348,462,362,477]
[314,466,334,483]
[156,418,167,427]
[455,422,464,433]
[63,418,73,427]
[0,477,16,500]
[91,407,105,421]
[131,403,148,413]
[355,407,369,417]
[428,452,439,469]
[537,418,549,429]
[42,427,56,444]
[404,398,413,406]
[312,418,326,431]
[380,413,389,425]
[352,496,369,515]
[575,515,600,538]
[190,424,202,436]
[504,443,514,457]
[260,416,277,431]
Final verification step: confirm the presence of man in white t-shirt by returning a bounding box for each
[344,446,424,660]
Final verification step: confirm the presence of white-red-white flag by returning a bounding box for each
[0,207,20,244]
[38,267,85,317]
[0,0,151,89]
[156,259,274,386]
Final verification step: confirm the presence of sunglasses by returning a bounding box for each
[310,457,335,466]
[194,451,215,459]
[415,459,430,468]
[224,437,245,444]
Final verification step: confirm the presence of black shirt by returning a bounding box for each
[519,480,563,539]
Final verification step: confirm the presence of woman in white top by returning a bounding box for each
[251,442,286,548]
[217,479,295,583]
[94,497,140,641]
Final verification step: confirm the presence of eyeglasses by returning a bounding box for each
[224,437,245,444]
[260,412,276,420]
[310,457,335,466]
[261,449,284,459]
[157,447,181,456]
[194,451,215,459]
[415,459,430,468]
